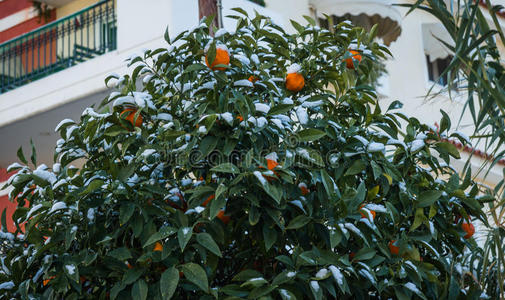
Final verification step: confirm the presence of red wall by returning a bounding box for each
[0,0,32,19]
[0,10,56,44]
[0,195,19,232]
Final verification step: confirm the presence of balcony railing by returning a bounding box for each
[0,0,116,94]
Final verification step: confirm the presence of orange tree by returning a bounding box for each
[0,11,492,300]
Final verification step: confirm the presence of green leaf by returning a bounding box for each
[297,129,326,142]
[160,267,179,300]
[181,263,209,293]
[268,104,293,115]
[30,138,37,166]
[410,208,426,231]
[262,224,277,251]
[320,169,335,196]
[107,247,132,260]
[232,269,263,282]
[416,190,443,207]
[63,263,79,283]
[196,233,222,257]
[177,227,193,252]
[210,163,240,174]
[17,147,28,164]
[144,227,177,247]
[286,215,311,229]
[123,268,144,285]
[353,248,376,261]
[436,141,461,159]
[184,63,207,73]
[79,179,104,196]
[131,279,148,300]
[310,280,323,300]
[345,160,366,176]
[120,203,135,225]
[278,288,297,300]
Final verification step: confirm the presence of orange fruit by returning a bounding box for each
[205,48,230,71]
[153,242,163,252]
[462,221,475,239]
[248,75,259,83]
[126,262,133,269]
[267,159,278,170]
[202,194,214,207]
[120,108,143,127]
[285,72,305,92]
[388,240,399,255]
[359,204,376,220]
[217,210,231,224]
[43,276,55,286]
[237,115,244,122]
[299,183,309,196]
[345,50,362,69]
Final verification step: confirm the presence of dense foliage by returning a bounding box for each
[403,0,505,298]
[0,10,492,299]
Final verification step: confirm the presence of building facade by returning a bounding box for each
[0,0,504,231]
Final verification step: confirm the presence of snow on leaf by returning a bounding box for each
[234,79,254,87]
[65,264,76,275]
[253,171,268,186]
[219,112,234,125]
[410,140,425,152]
[367,142,385,152]
[0,281,14,290]
[328,265,344,285]
[315,268,328,279]
[49,202,67,214]
[255,103,270,114]
[295,106,308,125]
[54,119,75,132]
[310,280,320,291]
[287,63,301,74]
[33,164,57,184]
[215,28,228,38]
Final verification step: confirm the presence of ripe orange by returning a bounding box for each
[202,194,214,207]
[205,48,230,71]
[217,210,231,224]
[299,183,309,196]
[43,276,55,286]
[345,50,362,69]
[248,75,259,83]
[120,108,143,127]
[462,221,475,239]
[285,72,305,92]
[388,240,399,255]
[359,204,376,220]
[126,262,133,269]
[267,159,279,170]
[153,242,163,252]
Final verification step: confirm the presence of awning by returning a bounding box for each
[422,23,454,62]
[311,0,402,45]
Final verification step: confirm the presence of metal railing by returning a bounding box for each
[0,0,116,94]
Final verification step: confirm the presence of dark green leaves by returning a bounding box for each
[160,267,179,300]
[181,263,208,293]
[297,128,326,142]
[177,227,193,252]
[210,163,240,174]
[196,233,222,257]
[132,279,148,300]
[416,190,443,207]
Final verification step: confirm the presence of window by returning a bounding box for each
[426,55,452,86]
